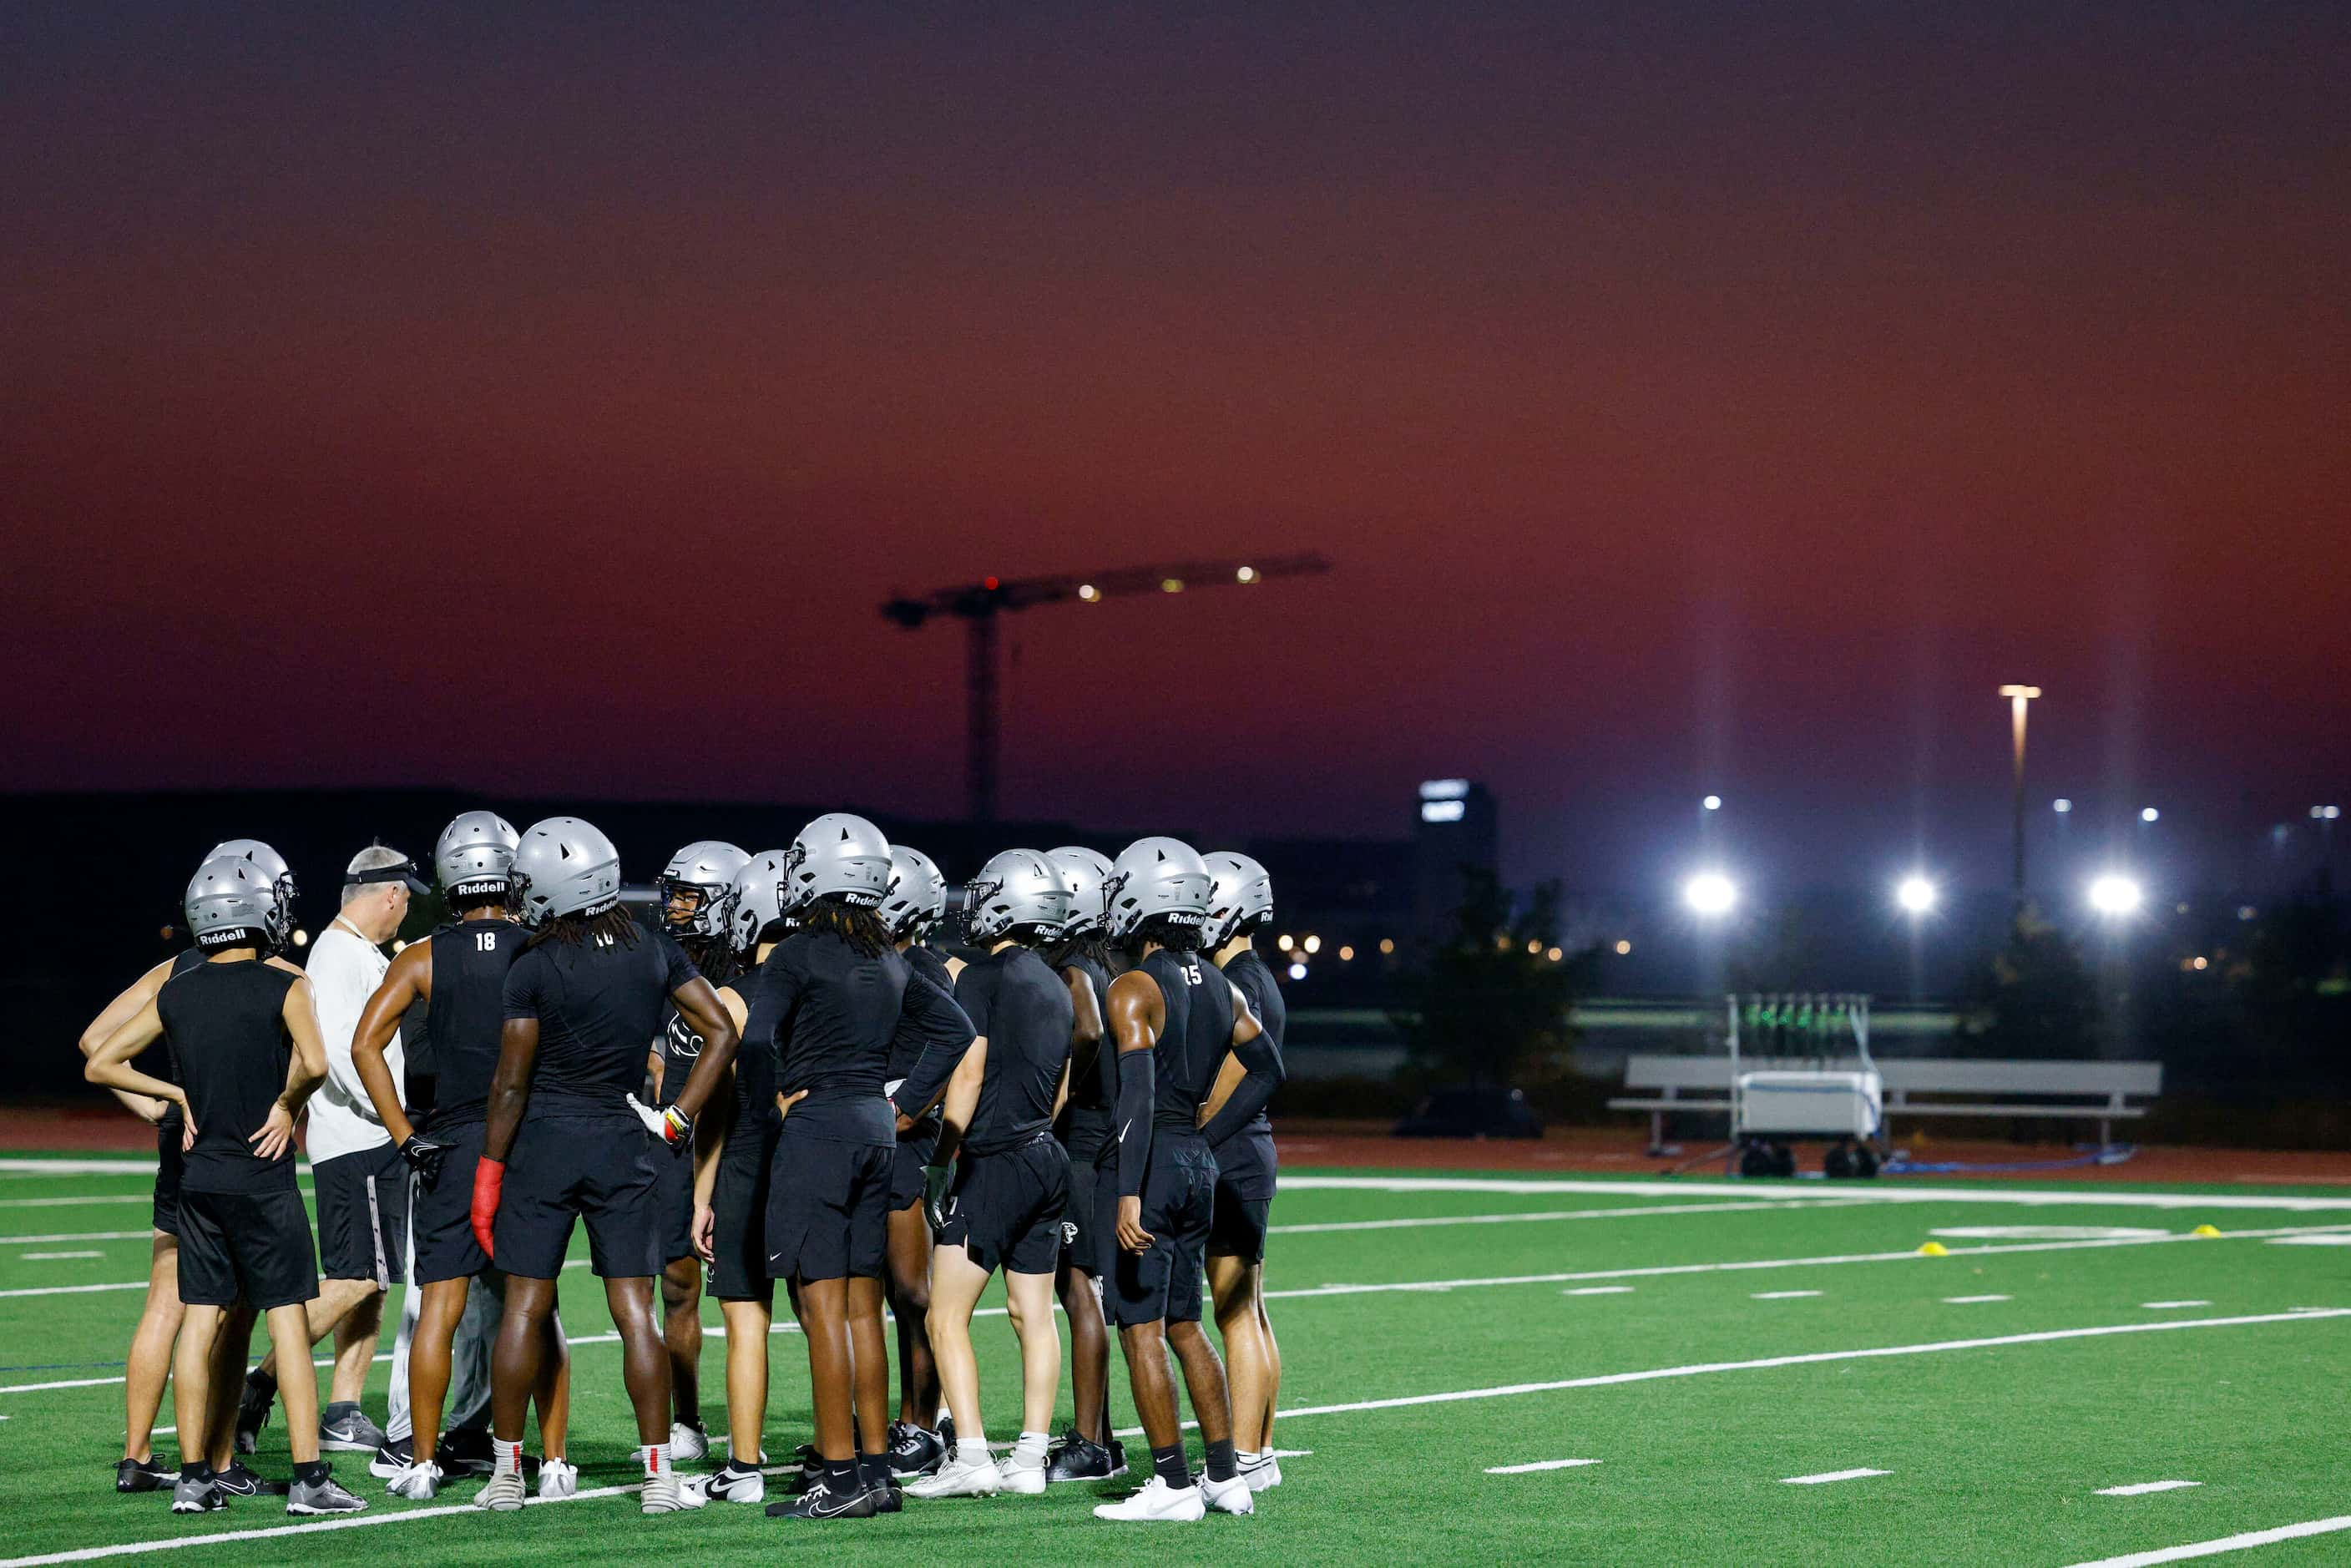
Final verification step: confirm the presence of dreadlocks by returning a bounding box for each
[523,904,645,953]
[799,897,891,959]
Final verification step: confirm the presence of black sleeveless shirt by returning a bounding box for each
[159,958,302,1194]
[1140,948,1231,1134]
[426,918,524,1127]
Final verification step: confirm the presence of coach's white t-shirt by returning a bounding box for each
[304,917,403,1166]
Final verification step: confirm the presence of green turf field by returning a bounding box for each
[4,1156,2350,1566]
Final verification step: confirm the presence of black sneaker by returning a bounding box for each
[117,1455,179,1493]
[869,1482,903,1514]
[214,1460,290,1498]
[885,1421,944,1479]
[435,1427,498,1479]
[235,1373,275,1455]
[1044,1432,1125,1483]
[765,1479,877,1520]
[368,1435,413,1480]
[937,1413,955,1452]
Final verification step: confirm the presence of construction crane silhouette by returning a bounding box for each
[882,552,1332,824]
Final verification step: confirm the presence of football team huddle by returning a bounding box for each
[81,811,1287,1525]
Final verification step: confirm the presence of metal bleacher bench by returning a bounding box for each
[1609,1055,2163,1153]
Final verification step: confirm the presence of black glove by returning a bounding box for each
[398,1133,447,1186]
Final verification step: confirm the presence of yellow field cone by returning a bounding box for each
[1917,1241,1949,1257]
[2191,1224,2222,1237]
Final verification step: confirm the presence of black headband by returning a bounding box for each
[352,857,431,896]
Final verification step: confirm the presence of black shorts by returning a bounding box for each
[154,1119,185,1237]
[314,1144,410,1287]
[1057,1112,1114,1277]
[889,1115,941,1211]
[412,1119,491,1285]
[179,1186,317,1310]
[938,1136,1068,1277]
[652,1130,697,1266]
[493,1113,664,1281]
[1109,1132,1217,1329]
[765,1128,892,1285]
[708,1125,780,1302]
[1207,1128,1276,1262]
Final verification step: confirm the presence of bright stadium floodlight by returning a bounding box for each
[1895,874,1938,916]
[2053,798,2073,814]
[2140,807,2160,824]
[2088,873,2144,918]
[1683,871,1737,918]
[1701,794,1722,812]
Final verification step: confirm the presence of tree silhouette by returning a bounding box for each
[1391,869,1592,1087]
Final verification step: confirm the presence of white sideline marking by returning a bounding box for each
[1270,1197,1856,1235]
[1752,1289,1822,1299]
[2141,1301,2212,1310]
[1268,1448,1313,1459]
[1112,1308,2351,1437]
[1487,1458,1602,1473]
[0,1232,149,1247]
[0,1186,312,1211]
[18,1251,102,1261]
[2058,1514,2351,1566]
[1564,1286,1636,1296]
[0,1161,169,1176]
[1944,1295,2012,1303]
[0,1281,148,1300]
[1782,1468,1886,1485]
[1934,1225,2168,1241]
[2268,1234,2351,1246]
[2099,1480,2202,1496]
[1277,1176,2351,1212]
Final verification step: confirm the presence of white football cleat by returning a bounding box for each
[1202,1473,1256,1515]
[474,1469,527,1512]
[1094,1475,1206,1522]
[640,1468,705,1514]
[906,1452,999,1498]
[996,1451,1048,1495]
[683,1464,766,1505]
[1241,1451,1283,1491]
[537,1459,578,1500]
[669,1423,710,1463]
[387,1460,442,1500]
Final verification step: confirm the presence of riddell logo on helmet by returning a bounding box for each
[447,879,506,901]
[195,925,257,948]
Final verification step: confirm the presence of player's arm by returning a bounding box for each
[1050,1057,1073,1120]
[931,1036,987,1166]
[1108,970,1162,1252]
[1198,983,1281,1146]
[85,999,185,1123]
[663,975,740,1127]
[352,938,430,1148]
[250,974,330,1162]
[693,983,749,1206]
[78,959,177,1123]
[887,974,976,1124]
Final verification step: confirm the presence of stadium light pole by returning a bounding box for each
[1999,685,2041,916]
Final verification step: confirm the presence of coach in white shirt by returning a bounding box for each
[245,844,427,1458]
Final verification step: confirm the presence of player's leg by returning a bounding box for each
[268,1302,323,1464]
[695,1296,771,1502]
[907,1240,994,1496]
[660,1253,705,1454]
[1207,1252,1268,1449]
[169,1304,227,1511]
[120,1232,183,1474]
[394,1276,468,1488]
[1168,1166,1248,1515]
[1000,1267,1061,1493]
[846,1274,894,1502]
[1057,1258,1107,1439]
[209,1301,255,1470]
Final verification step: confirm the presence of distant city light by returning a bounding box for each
[391,938,406,953]
[291,929,309,948]
[2237,905,2257,921]
[1378,938,1396,955]
[1701,795,1722,812]
[1546,946,1563,962]
[1236,565,1258,583]
[1287,962,1307,981]
[2320,805,2343,821]
[1276,933,1293,952]
[1683,872,1737,918]
[2191,956,2210,971]
[1614,939,1632,955]
[1077,584,1100,602]
[1526,939,1542,955]
[1337,945,1354,962]
[1895,875,1938,916]
[2140,807,2161,824]
[1160,577,1184,593]
[1302,934,1322,954]
[1418,779,1470,801]
[2087,874,2143,918]
[2053,798,2073,814]
[1420,799,1466,823]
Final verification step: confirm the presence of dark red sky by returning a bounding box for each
[5,3,2346,894]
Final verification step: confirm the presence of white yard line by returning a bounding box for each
[1269,1197,1861,1235]
[1752,1290,1823,1299]
[1115,1308,2349,1436]
[0,1187,311,1211]
[0,1282,149,1300]
[1944,1295,2012,1303]
[18,1251,103,1261]
[1277,1176,2351,1212]
[1782,1468,1887,1484]
[1564,1286,1636,1295]
[2141,1301,2213,1310]
[2098,1481,2202,1496]
[0,1161,174,1177]
[0,1232,151,1247]
[2058,1515,2351,1566]
[1487,1458,1602,1473]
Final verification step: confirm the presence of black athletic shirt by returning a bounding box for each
[1059,953,1115,1121]
[1201,948,1286,1144]
[655,938,736,1108]
[895,944,955,1078]
[751,928,973,1143]
[726,953,786,1150]
[158,958,302,1195]
[427,918,525,1126]
[503,926,700,1120]
[953,946,1074,1156]
[1139,948,1231,1134]
[152,948,210,1135]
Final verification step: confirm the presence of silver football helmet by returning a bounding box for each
[185,853,282,950]
[878,845,947,940]
[963,849,1074,944]
[1202,852,1274,947]
[730,849,793,952]
[1104,837,1213,942]
[1048,846,1115,938]
[656,841,750,940]
[781,812,893,911]
[205,837,296,949]
[511,817,623,925]
[435,811,520,908]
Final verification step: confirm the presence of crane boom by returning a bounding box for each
[880,550,1332,822]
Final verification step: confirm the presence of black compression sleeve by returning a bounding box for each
[1115,1050,1155,1199]
[1199,1033,1286,1149]
[887,974,971,1120]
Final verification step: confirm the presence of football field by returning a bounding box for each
[3,1156,2349,1566]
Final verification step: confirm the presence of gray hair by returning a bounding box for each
[342,843,413,907]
